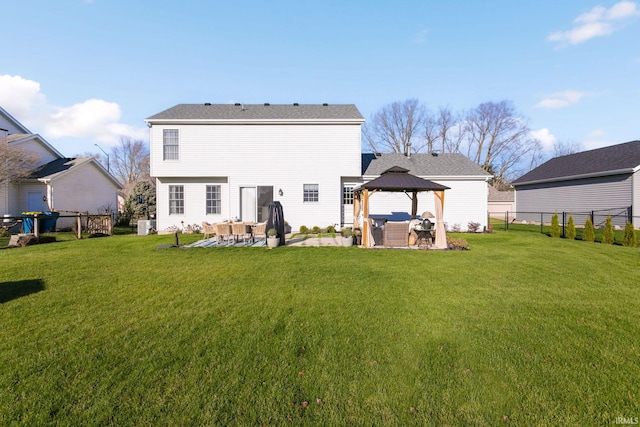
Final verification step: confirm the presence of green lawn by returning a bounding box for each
[1,232,638,425]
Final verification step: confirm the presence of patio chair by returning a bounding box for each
[201,221,216,239]
[215,223,233,245]
[252,221,267,241]
[383,221,410,247]
[231,222,252,244]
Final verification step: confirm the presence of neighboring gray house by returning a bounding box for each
[512,140,640,228]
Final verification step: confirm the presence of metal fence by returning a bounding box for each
[492,206,635,236]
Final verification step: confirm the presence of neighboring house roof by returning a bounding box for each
[512,140,640,186]
[362,153,492,178]
[487,185,515,202]
[26,157,123,189]
[145,103,365,123]
[0,106,31,134]
[358,166,450,192]
[7,133,64,159]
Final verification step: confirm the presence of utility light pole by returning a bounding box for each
[94,143,110,173]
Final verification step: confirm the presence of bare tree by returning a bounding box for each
[424,106,467,154]
[108,137,150,196]
[0,137,40,185]
[463,100,537,183]
[363,99,426,155]
[552,140,583,157]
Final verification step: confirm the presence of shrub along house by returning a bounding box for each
[512,140,640,228]
[146,103,492,233]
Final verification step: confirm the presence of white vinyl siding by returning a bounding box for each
[169,185,184,214]
[150,123,362,231]
[150,124,361,178]
[515,175,632,214]
[366,179,489,232]
[163,129,179,161]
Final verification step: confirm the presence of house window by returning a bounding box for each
[303,184,319,202]
[169,185,184,214]
[163,129,179,160]
[206,185,221,214]
[343,186,354,205]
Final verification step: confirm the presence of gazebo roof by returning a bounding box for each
[356,166,450,192]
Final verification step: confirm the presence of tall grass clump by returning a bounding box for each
[583,217,595,242]
[601,215,615,245]
[566,214,576,240]
[550,212,561,238]
[622,221,637,247]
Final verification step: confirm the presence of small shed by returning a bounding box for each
[354,167,450,249]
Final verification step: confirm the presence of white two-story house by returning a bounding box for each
[145,103,365,231]
[146,103,492,233]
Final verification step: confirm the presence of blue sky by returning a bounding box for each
[1,0,639,157]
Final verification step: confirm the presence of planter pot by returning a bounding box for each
[267,237,279,248]
[342,236,353,247]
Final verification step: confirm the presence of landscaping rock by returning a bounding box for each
[8,234,38,247]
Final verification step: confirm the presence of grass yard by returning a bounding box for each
[1,231,638,425]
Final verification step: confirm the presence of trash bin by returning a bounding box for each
[42,212,60,232]
[22,214,35,233]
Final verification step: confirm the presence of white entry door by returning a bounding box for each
[27,191,45,212]
[240,187,257,223]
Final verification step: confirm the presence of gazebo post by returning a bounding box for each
[411,190,418,218]
[362,189,369,247]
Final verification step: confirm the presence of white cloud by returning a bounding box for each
[607,1,639,19]
[531,128,558,151]
[534,90,587,109]
[0,74,145,146]
[0,75,48,124]
[548,1,639,45]
[588,129,606,138]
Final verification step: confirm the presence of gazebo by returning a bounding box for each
[353,166,450,249]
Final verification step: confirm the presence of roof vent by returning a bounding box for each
[264,103,270,106]
[204,103,211,106]
[293,103,299,106]
[234,103,241,106]
[431,151,439,156]
[323,103,328,106]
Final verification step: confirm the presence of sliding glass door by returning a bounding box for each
[240,186,273,223]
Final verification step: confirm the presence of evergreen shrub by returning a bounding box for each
[550,212,561,238]
[601,216,615,245]
[566,214,576,240]
[622,221,637,247]
[583,218,595,242]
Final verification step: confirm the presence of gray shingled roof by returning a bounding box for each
[27,158,82,179]
[146,103,364,122]
[25,157,123,188]
[512,140,640,185]
[362,153,491,177]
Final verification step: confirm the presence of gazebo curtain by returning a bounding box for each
[433,190,447,249]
